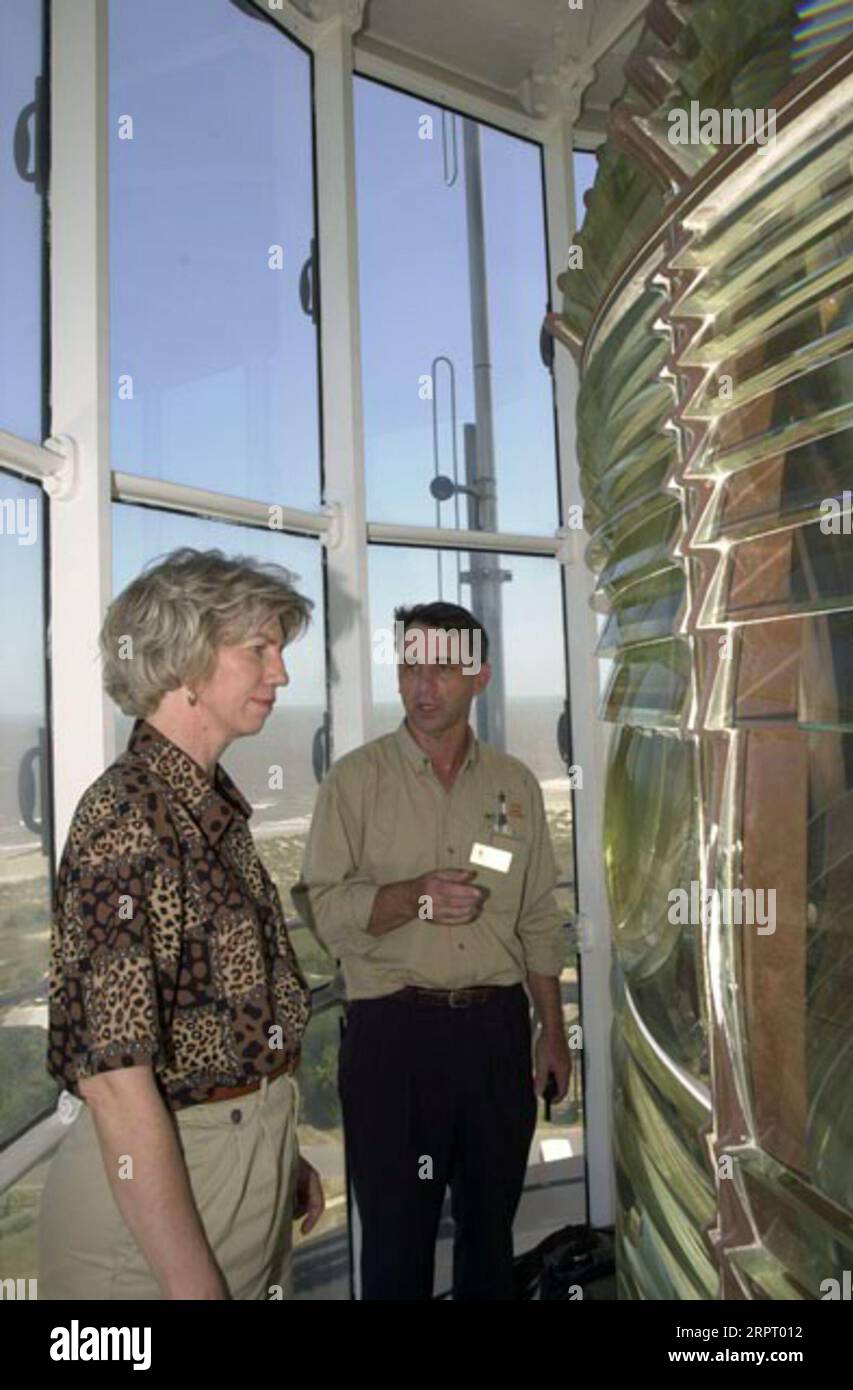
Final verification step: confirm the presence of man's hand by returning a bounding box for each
[367,870,486,936]
[417,868,487,925]
[293,1154,325,1235]
[534,1028,572,1104]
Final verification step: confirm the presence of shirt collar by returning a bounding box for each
[125,719,253,845]
[395,719,479,775]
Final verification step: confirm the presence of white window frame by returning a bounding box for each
[1,0,615,1251]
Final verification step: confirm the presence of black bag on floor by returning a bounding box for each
[514,1223,616,1300]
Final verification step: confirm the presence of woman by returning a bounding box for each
[39,547,324,1300]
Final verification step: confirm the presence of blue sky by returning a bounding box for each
[354,78,559,536]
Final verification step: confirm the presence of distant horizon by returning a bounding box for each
[0,690,566,723]
[109,692,565,724]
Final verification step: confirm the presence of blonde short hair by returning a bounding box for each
[100,547,313,717]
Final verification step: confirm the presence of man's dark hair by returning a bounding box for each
[394,601,489,665]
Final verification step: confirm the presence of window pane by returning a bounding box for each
[0,0,45,441]
[112,506,326,915]
[0,1152,57,1291]
[109,0,320,506]
[292,1000,349,1298]
[367,544,583,1194]
[356,80,559,534]
[0,473,55,1147]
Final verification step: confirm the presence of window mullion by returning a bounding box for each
[367,521,560,556]
[49,0,114,855]
[112,470,334,540]
[314,16,372,760]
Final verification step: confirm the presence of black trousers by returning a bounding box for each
[339,983,537,1301]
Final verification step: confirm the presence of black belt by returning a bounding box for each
[392,985,503,1009]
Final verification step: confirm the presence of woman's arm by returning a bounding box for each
[79,1064,228,1300]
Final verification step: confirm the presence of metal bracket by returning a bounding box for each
[519,60,595,123]
[41,434,78,501]
[57,1089,82,1126]
[321,499,344,550]
[458,567,512,585]
[555,524,582,565]
[265,0,367,42]
[574,911,595,955]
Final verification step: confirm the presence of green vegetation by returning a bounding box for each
[0,1156,52,1283]
[0,873,50,993]
[0,1030,57,1144]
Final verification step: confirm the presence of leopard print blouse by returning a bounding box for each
[47,719,311,1110]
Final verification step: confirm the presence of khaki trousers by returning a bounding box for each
[38,1071,300,1301]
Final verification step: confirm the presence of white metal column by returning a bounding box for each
[310,3,370,1298]
[543,111,615,1229]
[49,0,114,854]
[313,8,373,760]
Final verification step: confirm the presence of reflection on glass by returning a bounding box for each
[732,1155,853,1299]
[597,569,685,653]
[0,472,55,1146]
[109,0,320,507]
[586,434,673,535]
[0,0,45,442]
[355,78,559,535]
[613,1000,716,1299]
[603,639,690,729]
[713,354,853,471]
[606,728,707,1081]
[725,525,853,622]
[804,743,853,1216]
[578,292,673,536]
[676,124,851,297]
[712,427,853,541]
[599,501,680,596]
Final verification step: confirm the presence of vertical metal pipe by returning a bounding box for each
[462,119,506,749]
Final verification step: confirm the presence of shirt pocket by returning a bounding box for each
[369,777,401,841]
[470,832,530,923]
[362,782,425,881]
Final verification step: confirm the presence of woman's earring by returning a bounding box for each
[187,689,198,707]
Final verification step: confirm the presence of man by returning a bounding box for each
[294,601,570,1300]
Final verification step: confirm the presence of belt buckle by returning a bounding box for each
[448,989,470,1008]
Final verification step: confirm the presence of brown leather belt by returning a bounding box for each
[199,1053,298,1104]
[394,986,502,1009]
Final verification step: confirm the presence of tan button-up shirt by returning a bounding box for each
[293,721,566,999]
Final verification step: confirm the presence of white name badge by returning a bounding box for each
[470,841,513,874]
